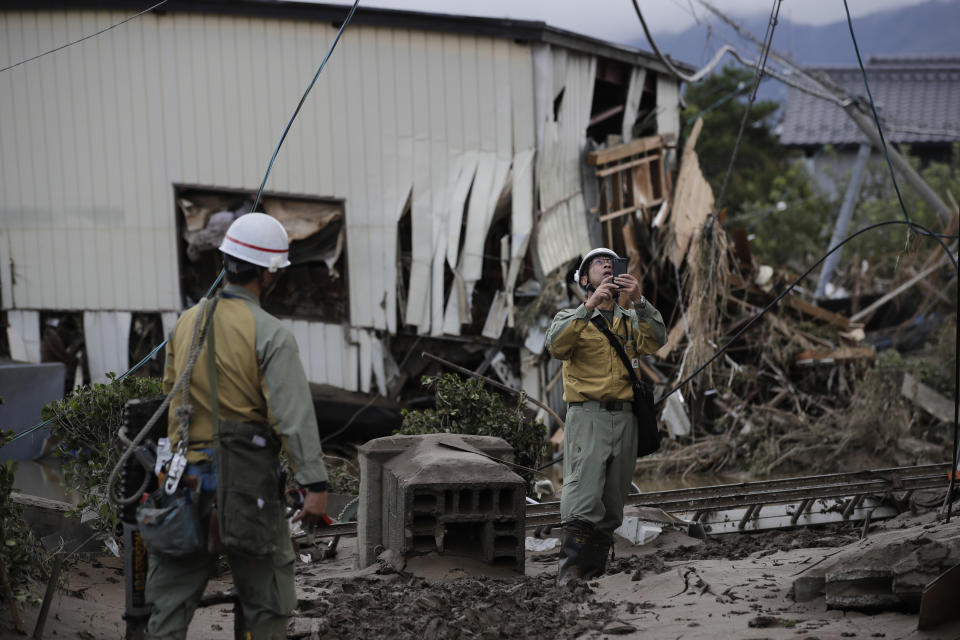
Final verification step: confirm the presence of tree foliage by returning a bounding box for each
[681,65,786,215]
[0,431,47,603]
[398,374,547,479]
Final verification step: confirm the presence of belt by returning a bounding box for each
[568,400,628,412]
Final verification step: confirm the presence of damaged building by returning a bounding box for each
[0,0,691,435]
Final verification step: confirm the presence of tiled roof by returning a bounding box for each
[777,56,960,146]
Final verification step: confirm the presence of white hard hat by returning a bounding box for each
[573,248,620,288]
[219,212,291,273]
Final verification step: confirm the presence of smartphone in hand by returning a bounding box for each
[612,257,628,293]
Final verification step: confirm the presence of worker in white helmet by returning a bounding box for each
[146,212,328,640]
[545,248,666,584]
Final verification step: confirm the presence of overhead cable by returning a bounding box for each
[841,0,914,232]
[0,1,169,74]
[714,0,782,210]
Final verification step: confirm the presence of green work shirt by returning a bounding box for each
[163,283,328,486]
[545,301,666,403]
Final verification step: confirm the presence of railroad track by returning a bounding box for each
[526,462,952,528]
[307,463,952,538]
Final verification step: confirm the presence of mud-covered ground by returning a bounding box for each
[5,508,959,639]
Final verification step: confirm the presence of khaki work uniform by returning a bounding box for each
[146,283,328,640]
[545,301,665,536]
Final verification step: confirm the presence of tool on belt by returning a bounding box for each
[136,296,220,557]
[589,315,661,457]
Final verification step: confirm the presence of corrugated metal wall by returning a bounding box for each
[0,8,675,391]
[0,10,538,334]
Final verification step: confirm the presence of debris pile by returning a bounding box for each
[528,123,957,480]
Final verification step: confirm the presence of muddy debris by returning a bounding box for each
[291,574,617,640]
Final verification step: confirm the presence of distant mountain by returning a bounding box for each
[646,0,959,100]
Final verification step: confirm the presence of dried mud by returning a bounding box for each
[294,574,619,640]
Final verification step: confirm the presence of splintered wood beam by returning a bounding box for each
[794,346,876,365]
[594,153,658,178]
[785,295,851,329]
[588,104,625,127]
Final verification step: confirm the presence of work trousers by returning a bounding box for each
[144,490,296,640]
[560,403,638,536]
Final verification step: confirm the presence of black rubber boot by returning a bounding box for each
[557,521,593,586]
[585,529,613,578]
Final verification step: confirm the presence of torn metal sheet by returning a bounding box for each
[481,290,510,339]
[535,52,597,276]
[621,67,647,141]
[660,390,691,438]
[83,311,132,383]
[656,75,681,167]
[6,310,41,363]
[505,148,535,329]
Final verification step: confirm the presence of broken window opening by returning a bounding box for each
[39,311,88,395]
[587,58,631,144]
[174,185,347,323]
[128,312,164,379]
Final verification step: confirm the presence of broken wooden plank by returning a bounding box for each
[586,134,664,166]
[588,104,625,127]
[795,346,876,366]
[902,373,954,424]
[786,294,851,329]
[670,118,715,268]
[594,153,658,178]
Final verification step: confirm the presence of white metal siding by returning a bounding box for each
[0,11,538,338]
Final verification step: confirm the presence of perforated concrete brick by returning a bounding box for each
[358,434,526,572]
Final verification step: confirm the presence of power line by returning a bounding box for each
[0,1,169,74]
[714,0,782,211]
[841,0,913,232]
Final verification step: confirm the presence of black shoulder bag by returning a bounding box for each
[589,315,661,457]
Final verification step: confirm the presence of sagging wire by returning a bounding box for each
[714,0,781,211]
[5,0,361,450]
[0,1,169,74]
[840,0,959,518]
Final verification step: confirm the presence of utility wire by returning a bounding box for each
[841,0,913,232]
[0,1,169,74]
[251,0,360,212]
[5,0,361,448]
[714,0,781,210]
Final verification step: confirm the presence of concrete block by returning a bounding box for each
[357,434,525,571]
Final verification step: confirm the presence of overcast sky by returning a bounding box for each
[322,0,936,47]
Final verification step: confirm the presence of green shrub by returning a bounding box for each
[0,431,47,603]
[42,374,163,538]
[398,374,547,479]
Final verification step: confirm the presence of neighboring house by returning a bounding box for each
[777,55,960,193]
[0,2,689,410]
